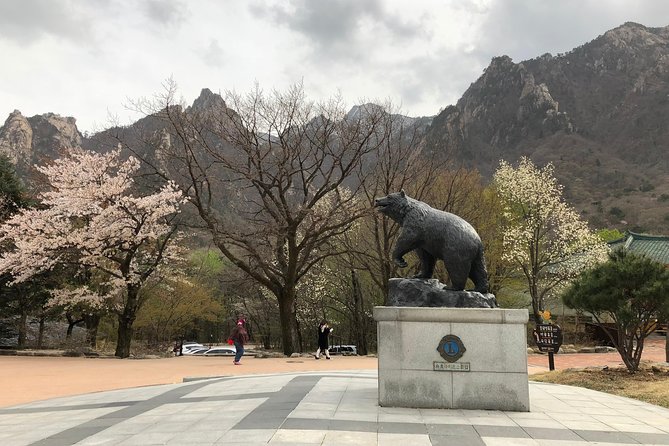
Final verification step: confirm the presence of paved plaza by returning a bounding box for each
[2,370,669,445]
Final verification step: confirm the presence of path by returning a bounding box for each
[2,370,669,445]
[1,337,665,409]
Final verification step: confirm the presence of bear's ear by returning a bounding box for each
[400,189,406,198]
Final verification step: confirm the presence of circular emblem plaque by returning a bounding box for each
[437,335,466,362]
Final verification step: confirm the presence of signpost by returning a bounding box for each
[533,323,563,371]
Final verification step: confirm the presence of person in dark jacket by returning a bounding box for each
[315,320,333,359]
[230,320,249,365]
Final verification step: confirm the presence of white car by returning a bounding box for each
[183,348,209,355]
[181,343,205,354]
[329,345,357,356]
[203,347,237,356]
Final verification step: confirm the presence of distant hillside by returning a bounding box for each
[0,110,81,189]
[2,22,669,233]
[424,22,669,232]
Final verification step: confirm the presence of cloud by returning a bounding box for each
[0,0,94,45]
[142,0,189,28]
[250,0,426,60]
[3,0,669,132]
[391,50,485,113]
[477,0,669,62]
[201,39,226,67]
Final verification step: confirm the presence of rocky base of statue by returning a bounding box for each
[388,278,498,308]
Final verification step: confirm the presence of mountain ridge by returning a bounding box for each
[423,21,669,232]
[2,22,668,232]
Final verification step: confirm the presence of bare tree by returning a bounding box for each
[343,109,442,303]
[132,81,395,354]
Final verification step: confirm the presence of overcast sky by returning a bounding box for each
[1,0,668,133]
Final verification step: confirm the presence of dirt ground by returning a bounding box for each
[527,336,667,371]
[2,337,665,409]
[0,355,377,408]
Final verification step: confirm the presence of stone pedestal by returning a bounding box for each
[374,306,530,411]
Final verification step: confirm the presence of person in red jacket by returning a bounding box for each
[230,320,249,365]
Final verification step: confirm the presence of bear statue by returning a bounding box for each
[374,190,488,293]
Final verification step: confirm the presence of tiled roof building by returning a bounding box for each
[609,232,669,265]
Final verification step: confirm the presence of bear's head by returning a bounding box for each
[374,190,410,223]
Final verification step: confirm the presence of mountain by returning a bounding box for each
[81,88,236,177]
[1,22,668,232]
[0,110,81,179]
[424,22,669,232]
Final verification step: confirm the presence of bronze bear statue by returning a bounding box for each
[374,190,488,293]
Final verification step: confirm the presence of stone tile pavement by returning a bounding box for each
[1,370,668,445]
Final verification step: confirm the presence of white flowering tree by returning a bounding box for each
[0,149,184,357]
[493,157,608,325]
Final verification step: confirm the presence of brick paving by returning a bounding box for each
[2,370,669,445]
[0,337,667,444]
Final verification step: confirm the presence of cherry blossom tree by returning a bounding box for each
[493,157,608,325]
[0,148,184,357]
[48,267,111,347]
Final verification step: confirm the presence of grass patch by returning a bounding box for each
[531,364,669,408]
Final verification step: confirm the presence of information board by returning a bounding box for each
[533,323,563,353]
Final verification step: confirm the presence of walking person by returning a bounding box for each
[315,320,333,359]
[172,340,182,356]
[230,319,249,365]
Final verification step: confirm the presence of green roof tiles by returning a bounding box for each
[609,232,669,265]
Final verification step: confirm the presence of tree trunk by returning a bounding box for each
[17,309,27,348]
[277,289,300,355]
[84,313,101,349]
[351,270,368,355]
[614,325,639,373]
[115,286,140,358]
[296,318,303,352]
[530,283,542,325]
[116,313,134,358]
[37,315,46,348]
[382,264,391,306]
[65,312,84,339]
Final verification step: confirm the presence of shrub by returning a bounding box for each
[563,250,669,372]
[608,207,625,219]
[639,182,655,192]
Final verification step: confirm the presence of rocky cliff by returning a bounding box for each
[0,110,82,176]
[424,22,669,232]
